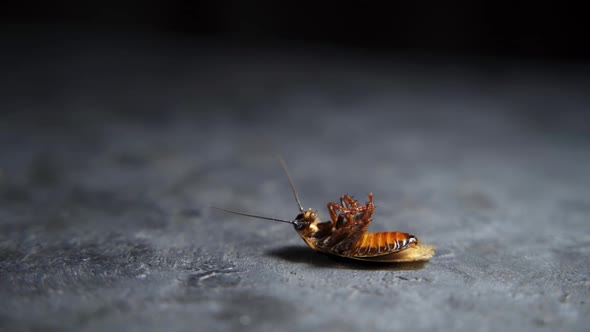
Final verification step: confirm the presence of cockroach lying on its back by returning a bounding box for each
[212,158,435,263]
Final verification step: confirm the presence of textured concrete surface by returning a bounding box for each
[1,33,590,331]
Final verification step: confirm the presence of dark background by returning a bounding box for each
[2,1,589,62]
[2,3,590,332]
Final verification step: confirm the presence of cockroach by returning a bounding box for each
[212,158,435,263]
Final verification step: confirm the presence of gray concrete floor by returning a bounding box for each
[1,33,590,331]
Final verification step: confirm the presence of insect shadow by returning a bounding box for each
[266,245,429,271]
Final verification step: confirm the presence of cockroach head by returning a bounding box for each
[293,208,319,230]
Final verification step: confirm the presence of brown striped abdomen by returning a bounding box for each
[351,232,417,257]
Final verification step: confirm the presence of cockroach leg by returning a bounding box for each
[341,194,361,209]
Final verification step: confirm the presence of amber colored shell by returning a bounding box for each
[352,232,414,256]
[348,244,436,262]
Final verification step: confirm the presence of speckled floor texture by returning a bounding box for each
[1,33,589,332]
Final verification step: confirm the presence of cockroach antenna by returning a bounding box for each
[209,156,303,224]
[278,155,304,212]
[210,206,295,224]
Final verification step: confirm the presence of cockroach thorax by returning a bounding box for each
[293,208,321,233]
